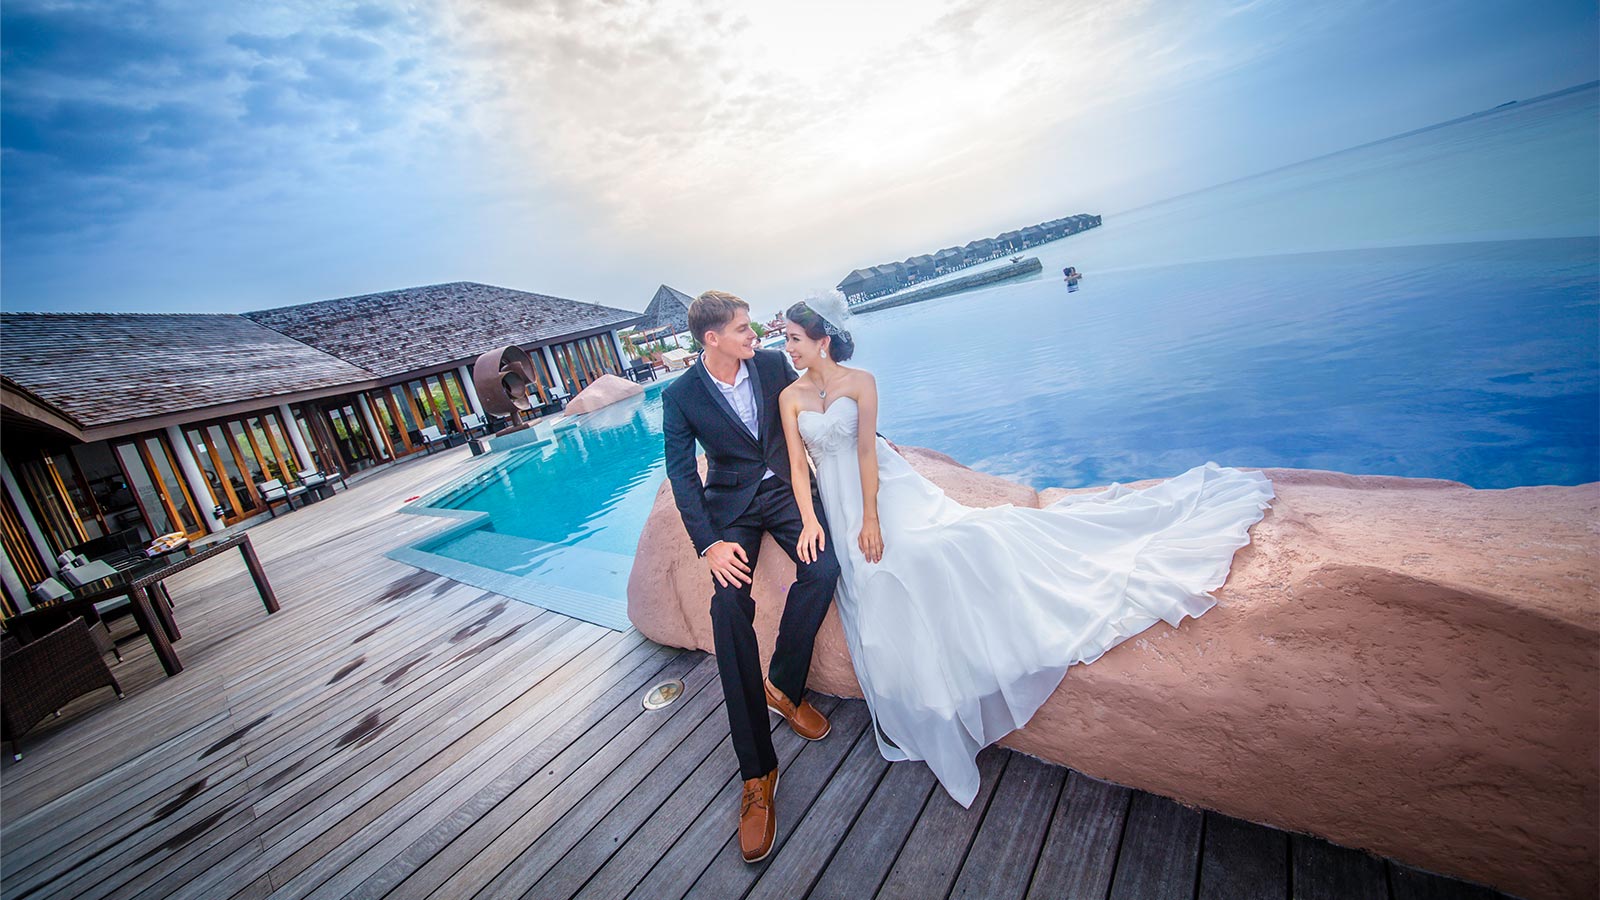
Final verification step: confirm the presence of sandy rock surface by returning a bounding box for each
[563,373,644,415]
[627,452,1598,900]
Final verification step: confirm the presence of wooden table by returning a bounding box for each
[14,534,279,676]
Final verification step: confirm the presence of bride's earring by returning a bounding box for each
[820,349,827,359]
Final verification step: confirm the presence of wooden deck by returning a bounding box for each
[0,447,1516,900]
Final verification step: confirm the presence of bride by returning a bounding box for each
[776,290,1274,807]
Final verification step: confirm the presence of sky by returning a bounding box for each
[2,0,1595,314]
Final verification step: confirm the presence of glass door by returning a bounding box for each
[113,434,205,540]
[323,402,377,472]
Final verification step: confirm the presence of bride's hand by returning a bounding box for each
[858,517,884,564]
[798,519,827,564]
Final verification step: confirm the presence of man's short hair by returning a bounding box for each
[688,290,751,343]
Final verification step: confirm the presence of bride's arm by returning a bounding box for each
[855,373,884,563]
[780,391,828,564]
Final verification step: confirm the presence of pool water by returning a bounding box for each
[394,384,668,628]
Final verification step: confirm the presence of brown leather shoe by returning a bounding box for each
[765,680,831,741]
[739,767,779,863]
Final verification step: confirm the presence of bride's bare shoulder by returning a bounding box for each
[779,379,808,404]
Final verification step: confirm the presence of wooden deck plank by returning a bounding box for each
[344,646,694,900]
[1388,861,1508,900]
[123,618,584,900]
[1197,812,1288,900]
[265,633,666,899]
[523,682,739,899]
[481,661,732,899]
[949,753,1067,900]
[2,708,238,886]
[875,747,1009,900]
[1025,770,1132,900]
[743,716,892,900]
[383,655,714,900]
[575,697,833,900]
[1290,834,1388,900]
[1107,791,1203,900]
[429,656,723,899]
[805,754,937,900]
[682,699,874,900]
[177,620,609,900]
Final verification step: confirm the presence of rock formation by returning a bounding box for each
[562,373,644,415]
[627,449,1598,900]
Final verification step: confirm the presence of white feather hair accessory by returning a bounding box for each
[803,288,853,338]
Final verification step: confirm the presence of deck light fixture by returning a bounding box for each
[642,679,685,710]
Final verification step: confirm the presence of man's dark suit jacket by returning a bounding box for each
[662,349,799,556]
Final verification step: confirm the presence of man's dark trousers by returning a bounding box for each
[714,475,839,780]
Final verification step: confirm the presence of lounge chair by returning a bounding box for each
[461,413,488,437]
[627,359,658,383]
[295,468,346,496]
[1,619,124,760]
[256,478,306,517]
[420,426,454,454]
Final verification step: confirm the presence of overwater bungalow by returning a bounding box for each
[836,267,879,298]
[996,230,1024,251]
[904,254,938,281]
[0,281,640,610]
[1021,225,1047,247]
[965,237,998,259]
[934,247,967,271]
[878,260,910,285]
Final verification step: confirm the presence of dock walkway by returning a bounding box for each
[0,448,1513,900]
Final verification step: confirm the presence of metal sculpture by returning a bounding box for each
[472,345,539,419]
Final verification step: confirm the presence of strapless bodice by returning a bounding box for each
[798,396,860,457]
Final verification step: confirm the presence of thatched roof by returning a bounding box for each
[640,284,695,334]
[245,281,641,378]
[0,313,376,430]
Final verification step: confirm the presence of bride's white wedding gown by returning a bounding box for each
[797,396,1274,807]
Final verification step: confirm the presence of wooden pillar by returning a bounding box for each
[166,425,224,533]
[0,455,59,572]
[279,403,316,470]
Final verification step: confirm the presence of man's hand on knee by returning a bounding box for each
[705,540,753,588]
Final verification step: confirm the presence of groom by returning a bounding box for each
[662,290,840,863]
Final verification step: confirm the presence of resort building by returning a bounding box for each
[0,281,641,616]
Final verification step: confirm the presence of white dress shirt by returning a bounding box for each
[706,357,776,481]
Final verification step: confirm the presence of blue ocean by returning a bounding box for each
[852,83,1599,490]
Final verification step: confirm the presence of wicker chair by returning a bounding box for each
[1,619,124,761]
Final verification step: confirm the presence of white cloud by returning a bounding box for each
[441,0,1278,293]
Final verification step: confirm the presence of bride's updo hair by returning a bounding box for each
[785,300,856,362]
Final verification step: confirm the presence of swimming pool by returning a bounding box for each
[390,381,669,630]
